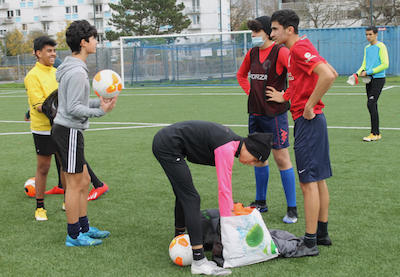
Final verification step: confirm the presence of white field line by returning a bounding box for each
[1,85,398,98]
[1,121,400,136]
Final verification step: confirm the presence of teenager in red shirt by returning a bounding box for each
[267,9,338,257]
[237,16,298,224]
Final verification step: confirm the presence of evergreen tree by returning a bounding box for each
[106,0,191,41]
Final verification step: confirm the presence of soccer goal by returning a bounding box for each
[119,31,251,87]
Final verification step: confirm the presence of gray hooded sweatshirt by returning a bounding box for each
[54,56,106,131]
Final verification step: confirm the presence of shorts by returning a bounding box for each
[293,113,332,183]
[51,124,86,173]
[249,113,289,149]
[33,133,55,156]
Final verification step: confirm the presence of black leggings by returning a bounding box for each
[366,77,385,135]
[152,132,203,246]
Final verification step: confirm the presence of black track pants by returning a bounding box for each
[152,132,203,246]
[366,77,385,135]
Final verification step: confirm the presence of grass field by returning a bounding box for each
[1,77,399,276]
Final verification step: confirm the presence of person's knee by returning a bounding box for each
[273,149,292,169]
[367,100,377,113]
[37,162,51,175]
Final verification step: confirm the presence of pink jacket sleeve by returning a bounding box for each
[214,140,240,217]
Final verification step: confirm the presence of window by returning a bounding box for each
[43,23,49,30]
[95,19,103,30]
[16,10,21,16]
[0,30,6,35]
[7,10,13,18]
[72,6,78,13]
[22,24,27,30]
[95,4,102,14]
[97,34,104,44]
[192,15,200,24]
[66,7,71,13]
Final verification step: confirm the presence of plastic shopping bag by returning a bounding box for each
[220,209,279,268]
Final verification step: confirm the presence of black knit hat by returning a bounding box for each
[255,16,272,36]
[243,132,273,162]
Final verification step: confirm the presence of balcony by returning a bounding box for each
[39,0,54,7]
[185,7,201,14]
[2,17,14,24]
[40,15,53,22]
[88,12,104,19]
[188,23,201,30]
[0,3,9,10]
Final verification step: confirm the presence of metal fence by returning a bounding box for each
[1,26,399,85]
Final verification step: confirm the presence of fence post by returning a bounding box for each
[17,54,21,81]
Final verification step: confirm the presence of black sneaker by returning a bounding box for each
[317,234,332,246]
[249,202,268,212]
[293,241,319,257]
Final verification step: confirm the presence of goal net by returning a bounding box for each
[119,31,251,87]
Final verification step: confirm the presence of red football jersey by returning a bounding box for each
[283,36,326,120]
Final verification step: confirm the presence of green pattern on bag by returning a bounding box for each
[246,223,264,247]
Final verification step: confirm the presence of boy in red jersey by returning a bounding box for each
[267,9,338,257]
[237,16,298,224]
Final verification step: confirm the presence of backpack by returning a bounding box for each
[41,89,58,125]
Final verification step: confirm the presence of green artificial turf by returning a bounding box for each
[0,77,399,276]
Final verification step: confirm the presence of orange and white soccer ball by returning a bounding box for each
[24,177,36,197]
[169,234,192,266]
[93,69,122,99]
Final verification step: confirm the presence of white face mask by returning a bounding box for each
[252,34,267,47]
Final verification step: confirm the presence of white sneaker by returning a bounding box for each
[191,258,232,276]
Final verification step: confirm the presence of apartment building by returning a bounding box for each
[0,0,231,47]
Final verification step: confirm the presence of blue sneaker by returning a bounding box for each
[85,226,110,239]
[283,207,298,224]
[65,232,102,247]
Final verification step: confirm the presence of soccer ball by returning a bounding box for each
[92,69,122,99]
[169,234,192,267]
[24,177,36,197]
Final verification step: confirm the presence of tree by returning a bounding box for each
[26,30,49,52]
[55,20,72,50]
[295,0,344,28]
[5,28,28,56]
[230,0,255,31]
[353,0,400,25]
[106,0,191,41]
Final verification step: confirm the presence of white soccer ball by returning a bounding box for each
[24,177,36,197]
[92,69,122,99]
[169,234,193,266]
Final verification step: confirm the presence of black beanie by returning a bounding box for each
[255,16,272,36]
[243,132,273,163]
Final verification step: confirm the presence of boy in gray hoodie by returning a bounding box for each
[51,20,118,246]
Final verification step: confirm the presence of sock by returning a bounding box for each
[317,221,328,237]
[79,216,90,233]
[192,248,206,261]
[254,165,269,202]
[280,167,297,207]
[68,222,81,239]
[175,227,185,237]
[304,232,317,248]
[55,155,63,189]
[87,163,103,189]
[36,199,44,209]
